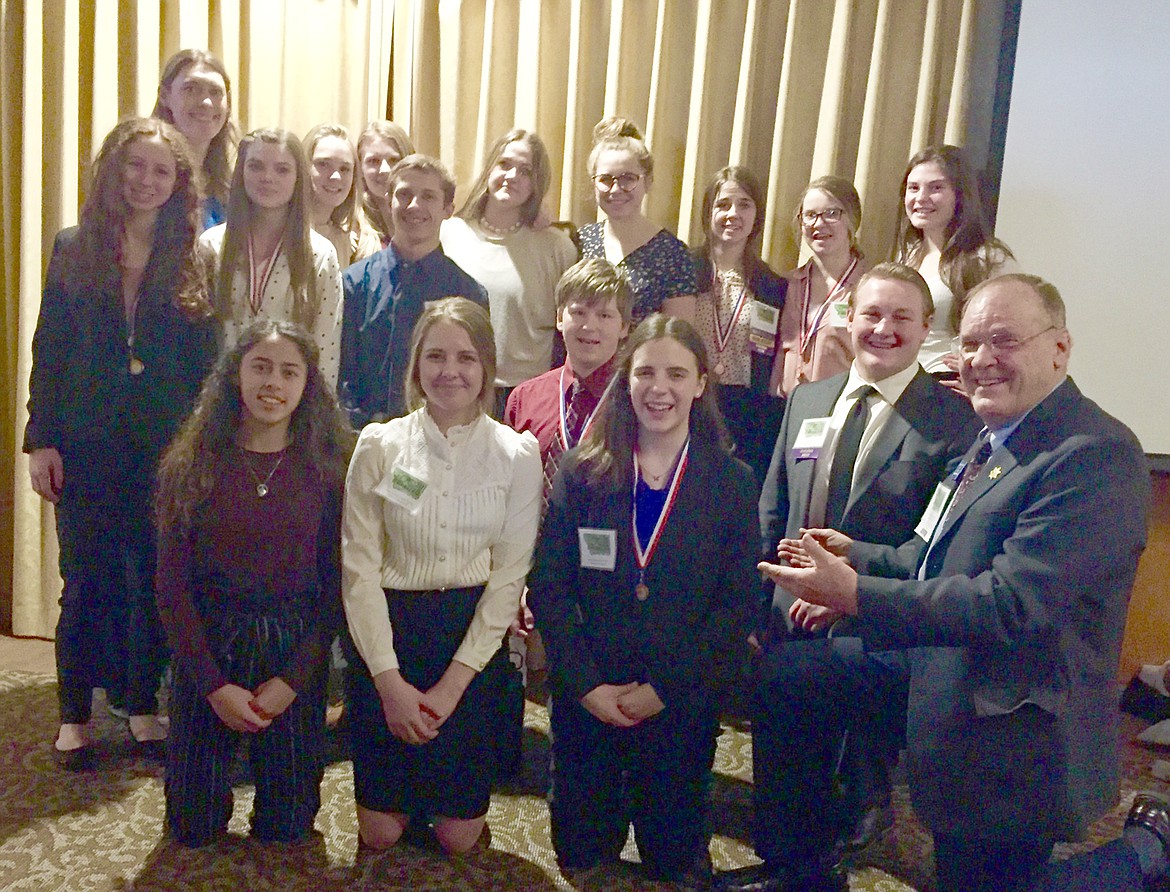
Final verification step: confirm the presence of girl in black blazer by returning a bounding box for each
[528,314,759,887]
[25,117,216,768]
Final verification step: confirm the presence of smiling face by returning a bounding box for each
[159,62,228,153]
[558,295,629,378]
[243,141,298,211]
[959,280,1070,429]
[238,334,308,441]
[903,161,957,240]
[486,139,535,212]
[848,276,931,382]
[417,319,485,430]
[709,180,757,252]
[800,187,851,259]
[121,135,178,215]
[390,167,452,257]
[360,136,403,202]
[592,148,648,221]
[628,336,707,443]
[309,135,355,212]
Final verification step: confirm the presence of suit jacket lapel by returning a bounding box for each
[790,376,847,530]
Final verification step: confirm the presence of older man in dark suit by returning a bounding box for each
[723,275,1159,892]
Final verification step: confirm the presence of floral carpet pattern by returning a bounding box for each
[0,669,1163,891]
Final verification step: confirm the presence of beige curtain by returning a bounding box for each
[3,0,1006,638]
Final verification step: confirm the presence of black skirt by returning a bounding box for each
[344,585,520,819]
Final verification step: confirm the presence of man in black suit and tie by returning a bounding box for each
[722,275,1159,892]
[756,261,978,851]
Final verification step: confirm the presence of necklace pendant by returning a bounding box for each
[256,483,269,498]
[635,583,650,602]
[129,357,145,375]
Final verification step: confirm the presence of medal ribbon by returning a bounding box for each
[798,255,859,356]
[632,439,690,572]
[558,366,602,451]
[247,235,281,316]
[713,270,751,357]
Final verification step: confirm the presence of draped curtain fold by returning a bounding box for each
[3,0,1005,636]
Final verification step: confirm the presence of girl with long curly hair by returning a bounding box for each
[24,116,217,768]
[199,128,344,389]
[527,315,759,886]
[154,319,354,846]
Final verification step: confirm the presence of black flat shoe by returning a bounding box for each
[130,736,167,762]
[53,744,94,772]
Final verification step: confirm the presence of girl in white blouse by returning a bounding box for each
[341,297,542,855]
[200,128,343,389]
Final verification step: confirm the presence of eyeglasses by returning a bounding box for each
[954,325,1060,358]
[800,208,844,225]
[593,173,643,193]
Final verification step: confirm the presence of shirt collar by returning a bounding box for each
[563,356,616,396]
[844,361,919,407]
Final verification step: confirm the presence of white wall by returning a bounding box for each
[996,0,1170,454]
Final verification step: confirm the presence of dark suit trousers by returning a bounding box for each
[750,636,908,865]
[935,832,1143,892]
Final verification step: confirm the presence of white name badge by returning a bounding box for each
[578,527,617,571]
[749,300,779,353]
[828,298,851,328]
[914,480,954,542]
[791,417,831,461]
[375,465,429,515]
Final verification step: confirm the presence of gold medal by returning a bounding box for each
[635,583,650,601]
[714,362,725,377]
[129,357,145,375]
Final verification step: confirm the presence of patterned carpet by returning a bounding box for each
[0,669,1163,891]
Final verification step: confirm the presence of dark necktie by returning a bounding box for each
[824,385,876,528]
[951,435,994,505]
[563,380,587,449]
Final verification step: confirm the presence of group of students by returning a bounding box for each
[25,45,1029,887]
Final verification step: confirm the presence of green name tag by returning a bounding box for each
[391,467,427,501]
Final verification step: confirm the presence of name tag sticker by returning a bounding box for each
[375,465,430,514]
[791,417,831,461]
[828,299,850,328]
[914,481,954,542]
[749,301,779,353]
[578,527,617,571]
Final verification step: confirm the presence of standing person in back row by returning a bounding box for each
[579,117,696,324]
[340,155,487,428]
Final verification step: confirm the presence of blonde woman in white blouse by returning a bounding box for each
[341,297,541,855]
[199,128,343,389]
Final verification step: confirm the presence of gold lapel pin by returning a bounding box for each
[988,467,1002,479]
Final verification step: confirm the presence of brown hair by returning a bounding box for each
[357,120,415,238]
[69,117,211,320]
[555,258,633,322]
[152,49,237,208]
[793,175,863,251]
[389,154,457,208]
[214,128,319,330]
[893,144,1014,332]
[574,314,731,487]
[404,297,497,415]
[303,123,362,232]
[695,166,770,288]
[457,129,553,227]
[853,261,935,319]
[155,318,355,537]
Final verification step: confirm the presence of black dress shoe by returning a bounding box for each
[717,862,848,892]
[1126,792,1170,854]
[54,744,94,772]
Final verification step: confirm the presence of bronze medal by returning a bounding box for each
[714,362,725,377]
[129,357,145,375]
[635,583,650,602]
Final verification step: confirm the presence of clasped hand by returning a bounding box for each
[374,667,472,745]
[208,677,296,733]
[581,682,664,727]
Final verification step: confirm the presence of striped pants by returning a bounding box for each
[165,613,327,847]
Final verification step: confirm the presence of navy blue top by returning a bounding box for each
[579,223,696,323]
[340,244,487,427]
